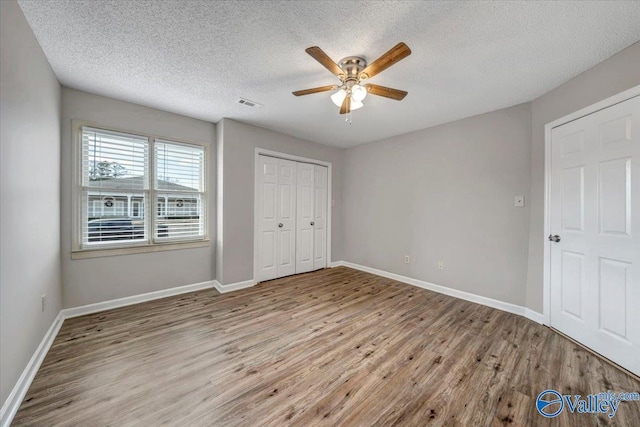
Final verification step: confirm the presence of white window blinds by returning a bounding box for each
[155,140,205,241]
[81,127,149,246]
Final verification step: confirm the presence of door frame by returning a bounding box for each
[543,85,640,325]
[253,148,332,282]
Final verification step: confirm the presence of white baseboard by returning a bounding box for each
[213,279,255,293]
[338,261,544,324]
[524,309,545,324]
[329,261,344,268]
[62,280,216,319]
[0,312,65,427]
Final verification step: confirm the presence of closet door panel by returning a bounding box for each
[277,159,297,277]
[313,165,328,270]
[256,156,279,281]
[296,162,315,273]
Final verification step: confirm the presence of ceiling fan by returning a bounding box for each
[293,42,411,116]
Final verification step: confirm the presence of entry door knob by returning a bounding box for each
[548,234,561,242]
[310,221,315,226]
[278,223,283,228]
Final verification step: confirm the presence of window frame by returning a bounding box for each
[71,120,210,259]
[153,139,207,244]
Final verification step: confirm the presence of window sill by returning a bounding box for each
[71,239,211,259]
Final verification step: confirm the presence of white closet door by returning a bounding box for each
[296,162,315,273]
[549,95,640,375]
[277,159,297,278]
[313,165,328,270]
[256,155,279,281]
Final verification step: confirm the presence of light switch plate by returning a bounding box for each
[515,195,525,207]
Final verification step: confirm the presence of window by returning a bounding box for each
[131,200,143,218]
[76,124,207,252]
[155,140,205,242]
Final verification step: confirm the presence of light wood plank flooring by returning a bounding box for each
[13,267,640,426]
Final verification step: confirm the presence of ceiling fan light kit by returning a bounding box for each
[331,87,365,107]
[351,84,367,102]
[293,42,411,120]
[330,89,347,107]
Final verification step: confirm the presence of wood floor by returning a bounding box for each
[13,267,640,426]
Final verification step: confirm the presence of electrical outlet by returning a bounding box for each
[41,294,46,312]
[438,261,444,271]
[404,255,410,264]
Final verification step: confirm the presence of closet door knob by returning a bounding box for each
[310,222,315,226]
[278,223,283,228]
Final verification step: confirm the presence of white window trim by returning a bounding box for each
[71,119,210,258]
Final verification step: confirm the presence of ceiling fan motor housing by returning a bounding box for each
[338,56,367,82]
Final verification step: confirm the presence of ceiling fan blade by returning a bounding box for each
[292,85,338,96]
[365,84,408,100]
[306,46,343,77]
[360,42,411,79]
[339,95,351,115]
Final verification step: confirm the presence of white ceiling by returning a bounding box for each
[18,1,640,147]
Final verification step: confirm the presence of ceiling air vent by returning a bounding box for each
[237,98,263,108]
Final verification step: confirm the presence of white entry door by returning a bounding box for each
[296,162,315,273]
[313,165,328,270]
[549,95,640,375]
[256,155,296,282]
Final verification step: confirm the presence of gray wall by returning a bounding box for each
[525,42,640,312]
[342,103,532,306]
[218,119,344,285]
[60,88,216,307]
[0,0,62,405]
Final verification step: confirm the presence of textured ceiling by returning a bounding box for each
[17,1,640,147]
